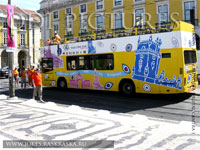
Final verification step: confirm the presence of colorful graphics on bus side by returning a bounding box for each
[132,36,182,90]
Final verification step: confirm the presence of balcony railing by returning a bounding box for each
[79,29,89,36]
[0,43,7,48]
[65,32,73,40]
[155,22,173,33]
[97,5,103,10]
[18,44,28,48]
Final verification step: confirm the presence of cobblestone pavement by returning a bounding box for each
[0,94,200,150]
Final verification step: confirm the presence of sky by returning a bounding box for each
[0,0,41,10]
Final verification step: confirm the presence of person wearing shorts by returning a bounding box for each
[21,67,27,89]
[32,68,44,102]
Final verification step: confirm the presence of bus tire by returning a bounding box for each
[119,79,135,95]
[57,78,67,89]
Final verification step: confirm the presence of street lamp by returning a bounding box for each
[7,0,15,97]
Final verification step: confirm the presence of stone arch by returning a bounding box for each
[1,50,8,68]
[18,50,28,68]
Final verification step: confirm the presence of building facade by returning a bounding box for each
[0,4,41,69]
[39,0,200,48]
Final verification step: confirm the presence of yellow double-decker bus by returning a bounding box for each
[40,21,198,95]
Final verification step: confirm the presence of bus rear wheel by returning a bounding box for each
[120,80,135,96]
[57,78,67,89]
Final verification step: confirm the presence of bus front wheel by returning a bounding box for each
[57,78,67,89]
[120,80,135,95]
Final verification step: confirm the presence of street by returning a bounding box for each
[1,0,200,149]
[0,78,200,122]
[0,78,200,149]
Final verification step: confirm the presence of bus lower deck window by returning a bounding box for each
[41,58,53,73]
[67,54,114,70]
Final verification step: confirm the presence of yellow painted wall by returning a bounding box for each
[72,6,80,37]
[88,2,95,32]
[197,0,200,23]
[104,0,113,32]
[17,24,20,46]
[169,0,183,22]
[59,9,66,39]
[145,0,157,28]
[0,23,31,47]
[124,0,133,30]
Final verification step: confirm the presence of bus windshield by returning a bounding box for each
[184,50,197,65]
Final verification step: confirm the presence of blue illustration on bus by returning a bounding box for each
[132,36,182,90]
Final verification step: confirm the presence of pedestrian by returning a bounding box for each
[32,68,44,102]
[17,67,21,78]
[13,67,19,87]
[20,67,27,89]
[27,67,33,87]
[31,66,35,86]
[31,66,35,73]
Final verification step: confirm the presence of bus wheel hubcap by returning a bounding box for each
[60,81,65,87]
[123,83,132,94]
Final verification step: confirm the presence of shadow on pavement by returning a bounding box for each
[0,87,193,114]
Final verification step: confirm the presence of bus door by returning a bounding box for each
[41,58,54,82]
[184,50,198,91]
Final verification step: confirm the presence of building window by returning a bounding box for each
[158,5,168,24]
[20,34,25,45]
[20,24,25,30]
[53,24,59,35]
[80,4,87,13]
[96,14,104,30]
[96,0,104,10]
[3,32,7,45]
[53,11,59,19]
[66,8,73,35]
[115,12,123,29]
[135,8,144,26]
[184,1,195,21]
[80,15,88,33]
[114,0,122,6]
[66,8,72,15]
[3,22,7,28]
